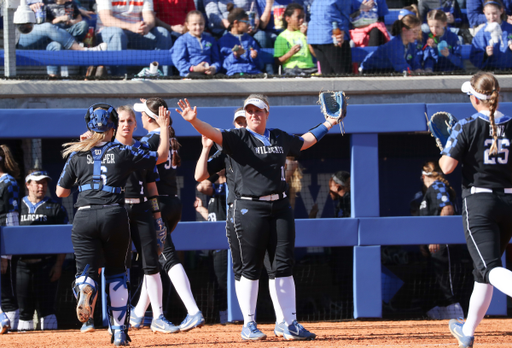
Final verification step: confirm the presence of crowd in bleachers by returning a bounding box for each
[14,0,512,77]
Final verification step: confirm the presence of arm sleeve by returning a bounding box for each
[171,37,191,76]
[422,46,437,71]
[96,0,113,12]
[441,121,467,160]
[123,145,159,171]
[57,155,77,189]
[221,129,242,156]
[146,166,157,184]
[432,182,453,209]
[377,0,389,17]
[142,0,154,12]
[282,130,304,157]
[447,43,464,70]
[210,39,222,72]
[274,34,289,58]
[467,0,486,27]
[390,45,411,72]
[469,32,488,69]
[207,150,227,175]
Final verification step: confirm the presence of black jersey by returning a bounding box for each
[335,192,351,218]
[222,128,304,197]
[207,182,227,221]
[207,149,238,204]
[20,196,68,225]
[57,142,158,207]
[0,173,19,226]
[140,130,178,196]
[419,180,453,216]
[442,111,512,194]
[114,139,158,199]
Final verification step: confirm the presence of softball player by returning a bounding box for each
[18,170,68,331]
[0,144,20,334]
[178,94,340,341]
[134,97,205,332]
[56,103,170,346]
[439,72,512,348]
[419,161,464,320]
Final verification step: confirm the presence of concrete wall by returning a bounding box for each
[1,75,511,109]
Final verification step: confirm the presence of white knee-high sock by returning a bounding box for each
[6,309,18,331]
[275,276,297,326]
[268,278,284,323]
[109,283,128,327]
[145,273,164,318]
[463,282,493,337]
[489,267,512,297]
[238,276,259,326]
[18,319,33,331]
[168,264,200,315]
[134,276,150,318]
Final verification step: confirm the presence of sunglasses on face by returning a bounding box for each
[30,171,49,176]
[238,20,250,24]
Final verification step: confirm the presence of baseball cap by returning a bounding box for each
[461,81,491,100]
[244,98,269,112]
[25,170,51,183]
[133,101,159,120]
[233,110,246,121]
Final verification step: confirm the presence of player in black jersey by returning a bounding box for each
[0,145,20,334]
[56,103,170,346]
[111,105,179,334]
[17,170,68,331]
[136,98,205,332]
[178,94,340,341]
[440,72,512,348]
[418,161,464,320]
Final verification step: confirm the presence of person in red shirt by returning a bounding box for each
[155,0,196,39]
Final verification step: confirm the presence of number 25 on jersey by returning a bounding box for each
[484,138,510,164]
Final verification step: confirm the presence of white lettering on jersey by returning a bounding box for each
[419,201,427,210]
[489,125,505,137]
[21,214,48,222]
[86,154,116,165]
[254,146,284,155]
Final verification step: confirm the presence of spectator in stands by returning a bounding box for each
[274,3,316,75]
[17,170,68,331]
[96,0,173,76]
[17,2,107,77]
[254,0,302,47]
[469,0,512,70]
[418,0,473,43]
[218,4,262,75]
[398,4,421,20]
[360,15,424,74]
[467,0,512,29]
[205,0,259,38]
[154,0,196,39]
[171,10,222,77]
[423,10,464,71]
[329,171,351,218]
[308,0,352,75]
[349,0,390,47]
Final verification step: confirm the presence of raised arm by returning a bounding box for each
[177,99,223,145]
[300,118,339,151]
[155,106,171,164]
[195,136,214,181]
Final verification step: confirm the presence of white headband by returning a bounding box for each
[133,101,159,120]
[461,81,492,100]
[233,110,246,121]
[244,98,269,111]
[332,174,346,186]
[422,171,433,176]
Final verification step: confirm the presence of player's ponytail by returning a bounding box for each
[0,144,20,179]
[422,161,456,204]
[472,72,501,156]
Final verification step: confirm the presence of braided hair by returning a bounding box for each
[471,72,501,155]
[422,161,456,203]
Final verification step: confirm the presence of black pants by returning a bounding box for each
[125,201,160,275]
[16,257,59,320]
[212,249,228,312]
[233,197,295,280]
[71,205,130,281]
[462,193,512,283]
[158,196,182,273]
[430,244,458,306]
[1,259,18,312]
[312,40,352,75]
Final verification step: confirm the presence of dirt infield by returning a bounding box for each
[1,319,512,347]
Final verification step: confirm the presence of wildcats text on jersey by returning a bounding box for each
[21,214,48,222]
[255,146,284,155]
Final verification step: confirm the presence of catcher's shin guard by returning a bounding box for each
[73,265,98,323]
[106,272,131,346]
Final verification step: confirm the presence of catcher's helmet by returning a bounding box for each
[85,103,118,133]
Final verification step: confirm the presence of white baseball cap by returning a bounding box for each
[25,170,52,183]
[133,101,159,120]
[244,98,269,111]
[233,110,246,121]
[461,81,491,100]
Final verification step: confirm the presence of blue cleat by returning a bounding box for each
[241,321,266,340]
[0,312,10,334]
[179,311,205,332]
[112,327,130,346]
[151,315,180,334]
[274,321,285,337]
[449,319,474,348]
[282,320,316,340]
[129,307,143,329]
[80,318,95,333]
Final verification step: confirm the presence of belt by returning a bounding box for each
[78,203,120,210]
[125,197,147,204]
[469,187,512,194]
[240,192,287,202]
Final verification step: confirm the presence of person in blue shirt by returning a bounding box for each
[350,0,389,47]
[470,0,512,70]
[360,15,424,73]
[423,9,464,71]
[467,0,512,28]
[171,10,222,77]
[218,4,262,76]
[307,0,352,75]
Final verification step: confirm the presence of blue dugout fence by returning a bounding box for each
[2,102,512,321]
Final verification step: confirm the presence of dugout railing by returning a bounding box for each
[1,102,512,322]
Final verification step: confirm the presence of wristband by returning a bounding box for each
[308,123,329,141]
[149,196,160,213]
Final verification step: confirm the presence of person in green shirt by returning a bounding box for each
[273,3,317,76]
